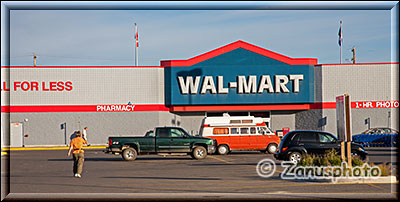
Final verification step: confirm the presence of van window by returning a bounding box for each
[242,120,253,124]
[250,127,256,134]
[230,120,241,124]
[257,127,266,135]
[213,128,229,135]
[231,128,239,134]
[240,128,249,134]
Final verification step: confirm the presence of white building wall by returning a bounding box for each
[321,64,396,102]
[7,67,164,105]
[2,66,166,146]
[320,63,399,135]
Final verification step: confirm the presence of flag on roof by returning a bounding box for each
[338,21,343,46]
[135,23,139,48]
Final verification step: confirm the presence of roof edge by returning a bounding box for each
[317,62,399,66]
[161,40,318,67]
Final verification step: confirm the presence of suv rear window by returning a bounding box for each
[291,134,301,143]
[298,133,317,143]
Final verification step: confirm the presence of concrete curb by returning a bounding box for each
[280,174,398,184]
[335,176,398,183]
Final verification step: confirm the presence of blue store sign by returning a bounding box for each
[163,41,317,106]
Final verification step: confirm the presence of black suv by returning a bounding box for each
[274,130,368,163]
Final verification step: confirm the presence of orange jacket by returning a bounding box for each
[70,137,88,154]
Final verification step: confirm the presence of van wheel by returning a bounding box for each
[217,145,229,155]
[192,146,207,160]
[266,143,278,154]
[122,148,137,161]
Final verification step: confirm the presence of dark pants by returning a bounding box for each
[73,152,84,175]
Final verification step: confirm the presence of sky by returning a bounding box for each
[4,2,398,66]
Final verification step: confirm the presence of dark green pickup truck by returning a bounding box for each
[105,127,216,161]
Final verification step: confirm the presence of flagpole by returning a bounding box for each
[339,21,342,64]
[340,41,342,64]
[135,23,138,66]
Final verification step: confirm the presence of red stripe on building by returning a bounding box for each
[1,104,170,113]
[169,101,399,111]
[1,66,163,69]
[169,104,314,112]
[1,101,398,113]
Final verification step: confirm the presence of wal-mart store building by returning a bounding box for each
[1,40,398,147]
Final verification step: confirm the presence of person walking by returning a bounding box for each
[82,127,88,141]
[82,127,90,146]
[67,131,88,178]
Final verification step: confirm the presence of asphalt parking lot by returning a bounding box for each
[1,147,398,200]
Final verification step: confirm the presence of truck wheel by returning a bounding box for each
[122,148,137,161]
[192,146,207,160]
[266,143,278,154]
[217,145,229,155]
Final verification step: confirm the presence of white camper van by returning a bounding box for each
[200,114,280,155]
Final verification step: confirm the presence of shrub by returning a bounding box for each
[351,156,364,167]
[313,155,329,166]
[292,150,392,177]
[376,163,391,176]
[299,154,314,167]
[326,149,342,166]
[326,149,338,157]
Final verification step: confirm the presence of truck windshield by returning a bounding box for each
[181,129,192,137]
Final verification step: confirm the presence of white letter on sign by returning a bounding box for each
[238,75,257,94]
[217,76,228,94]
[275,75,290,93]
[289,74,303,93]
[258,75,274,93]
[200,76,217,94]
[178,76,200,94]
